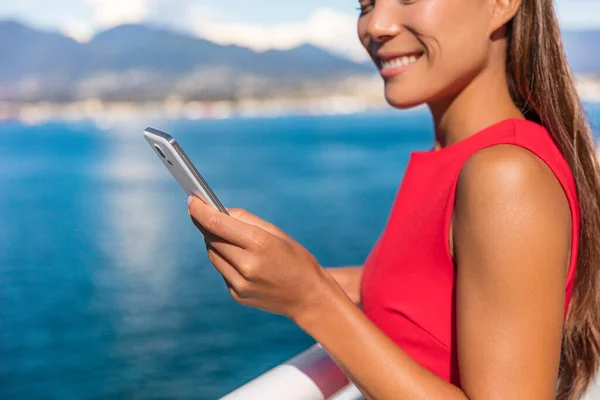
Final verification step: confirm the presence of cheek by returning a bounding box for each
[410,1,488,56]
[358,18,380,68]
[357,19,370,50]
[410,2,490,79]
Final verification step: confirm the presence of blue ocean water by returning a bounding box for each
[0,107,598,399]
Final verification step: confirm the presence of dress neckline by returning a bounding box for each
[410,118,525,159]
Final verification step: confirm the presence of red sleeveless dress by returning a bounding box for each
[360,118,580,385]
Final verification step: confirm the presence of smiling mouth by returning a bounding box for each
[379,52,423,71]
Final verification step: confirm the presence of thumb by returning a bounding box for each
[227,208,292,242]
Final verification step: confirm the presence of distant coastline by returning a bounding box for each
[0,96,390,126]
[0,74,389,125]
[1,75,598,125]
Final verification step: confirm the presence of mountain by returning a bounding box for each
[0,20,597,103]
[0,21,372,102]
[0,21,83,80]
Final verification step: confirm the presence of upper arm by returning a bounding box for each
[454,145,571,399]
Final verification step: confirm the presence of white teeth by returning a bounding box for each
[381,55,420,70]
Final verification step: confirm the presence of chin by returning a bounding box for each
[384,90,427,110]
[383,80,429,109]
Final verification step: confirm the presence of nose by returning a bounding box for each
[366,3,402,43]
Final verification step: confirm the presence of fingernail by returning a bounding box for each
[187,195,193,206]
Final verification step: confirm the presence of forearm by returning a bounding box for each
[324,265,364,304]
[295,277,468,400]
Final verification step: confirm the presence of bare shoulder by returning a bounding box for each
[456,144,570,231]
[458,144,567,203]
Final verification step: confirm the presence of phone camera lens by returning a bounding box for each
[154,145,167,159]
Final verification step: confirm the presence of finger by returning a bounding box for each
[189,196,265,250]
[207,246,251,298]
[227,208,292,242]
[191,215,222,242]
[203,233,233,289]
[194,218,224,250]
[192,214,259,282]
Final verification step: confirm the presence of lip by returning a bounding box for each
[380,63,416,78]
[377,51,423,78]
[377,51,423,61]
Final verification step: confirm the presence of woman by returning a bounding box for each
[188,0,600,398]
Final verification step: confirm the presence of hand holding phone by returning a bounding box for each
[145,129,332,330]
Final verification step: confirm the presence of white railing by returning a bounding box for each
[220,344,364,400]
[221,342,600,399]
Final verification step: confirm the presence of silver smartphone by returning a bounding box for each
[143,127,229,215]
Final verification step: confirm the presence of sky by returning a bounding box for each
[1,0,599,61]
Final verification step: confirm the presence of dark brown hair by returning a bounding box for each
[507,1,600,398]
